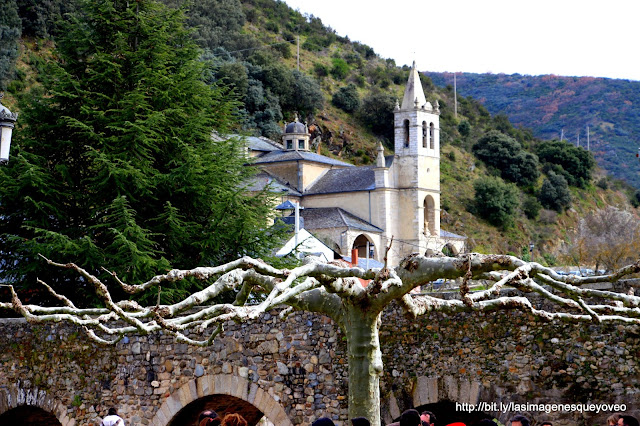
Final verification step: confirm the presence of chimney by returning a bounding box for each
[351,248,358,266]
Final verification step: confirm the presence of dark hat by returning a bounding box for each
[400,409,421,426]
[351,417,371,426]
[312,417,336,426]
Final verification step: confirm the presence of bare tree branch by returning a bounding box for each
[4,252,640,344]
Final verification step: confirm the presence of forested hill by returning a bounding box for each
[2,0,639,263]
[425,72,640,188]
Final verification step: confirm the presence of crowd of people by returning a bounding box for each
[308,409,640,426]
[100,405,639,425]
[196,409,249,426]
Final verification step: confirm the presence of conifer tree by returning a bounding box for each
[0,0,281,305]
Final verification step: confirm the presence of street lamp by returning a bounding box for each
[0,93,18,164]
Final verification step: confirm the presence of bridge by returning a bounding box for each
[1,290,639,426]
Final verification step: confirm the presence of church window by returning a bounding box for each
[422,121,428,148]
[429,122,435,149]
[286,139,293,150]
[404,119,410,148]
[298,139,305,150]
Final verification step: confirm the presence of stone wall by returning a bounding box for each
[1,297,639,426]
[380,305,640,425]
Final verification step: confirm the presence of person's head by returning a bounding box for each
[351,417,371,426]
[421,411,437,425]
[221,413,247,426]
[540,423,553,426]
[619,416,640,426]
[108,408,118,416]
[198,410,221,426]
[312,417,336,426]
[609,413,624,426]
[198,410,219,422]
[400,409,421,426]
[510,415,530,426]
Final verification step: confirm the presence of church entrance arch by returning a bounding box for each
[423,196,436,236]
[352,234,375,260]
[152,374,292,426]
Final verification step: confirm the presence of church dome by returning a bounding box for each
[284,114,307,134]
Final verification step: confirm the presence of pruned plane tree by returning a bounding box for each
[3,252,640,426]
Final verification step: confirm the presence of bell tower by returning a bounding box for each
[392,61,441,256]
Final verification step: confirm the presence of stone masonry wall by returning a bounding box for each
[1,297,639,426]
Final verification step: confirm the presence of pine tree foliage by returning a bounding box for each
[0,0,282,305]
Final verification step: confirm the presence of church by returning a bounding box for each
[246,62,466,266]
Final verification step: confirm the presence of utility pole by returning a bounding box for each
[560,129,564,141]
[454,73,458,118]
[577,132,580,147]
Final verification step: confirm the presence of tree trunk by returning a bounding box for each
[343,305,384,426]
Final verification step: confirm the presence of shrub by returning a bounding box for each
[458,120,471,137]
[472,130,540,186]
[473,176,520,229]
[330,57,350,80]
[596,177,609,190]
[536,140,595,188]
[332,84,360,113]
[522,196,542,220]
[313,63,329,77]
[0,0,21,90]
[357,90,396,143]
[538,171,571,212]
[632,190,640,208]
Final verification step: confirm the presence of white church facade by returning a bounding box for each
[247,62,465,266]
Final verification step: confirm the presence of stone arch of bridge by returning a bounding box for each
[0,383,69,426]
[150,373,293,426]
[383,375,497,425]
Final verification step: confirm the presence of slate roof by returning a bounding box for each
[245,171,301,196]
[298,207,383,233]
[246,135,284,152]
[440,229,467,240]
[211,132,284,152]
[253,150,354,167]
[305,166,376,194]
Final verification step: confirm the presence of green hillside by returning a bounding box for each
[425,72,640,188]
[1,0,638,266]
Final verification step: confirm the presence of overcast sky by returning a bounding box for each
[282,0,640,81]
